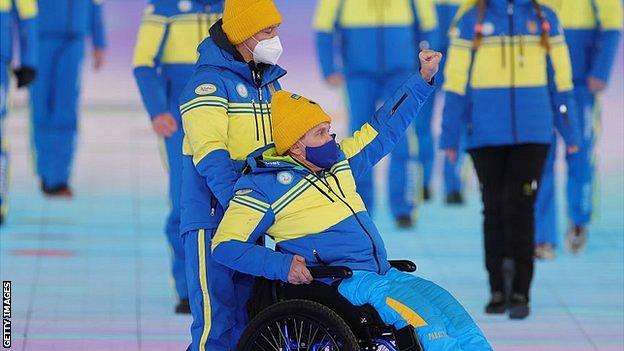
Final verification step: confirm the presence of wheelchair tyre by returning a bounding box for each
[237,299,360,351]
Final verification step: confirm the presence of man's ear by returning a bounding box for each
[289,140,305,157]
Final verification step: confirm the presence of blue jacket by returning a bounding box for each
[313,0,439,77]
[542,0,622,85]
[211,73,434,282]
[177,20,286,234]
[37,0,106,48]
[1,0,38,68]
[133,0,223,119]
[439,0,580,150]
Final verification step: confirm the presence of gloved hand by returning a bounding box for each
[13,66,36,88]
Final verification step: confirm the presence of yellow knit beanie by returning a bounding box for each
[222,0,283,45]
[271,90,332,155]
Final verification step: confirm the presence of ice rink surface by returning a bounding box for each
[1,1,622,350]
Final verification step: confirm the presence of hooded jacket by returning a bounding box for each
[178,20,286,234]
[211,73,434,282]
[439,0,580,150]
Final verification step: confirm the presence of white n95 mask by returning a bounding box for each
[251,36,283,65]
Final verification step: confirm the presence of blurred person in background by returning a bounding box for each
[133,0,224,314]
[29,0,106,197]
[177,0,285,349]
[314,0,438,229]
[440,0,579,319]
[435,0,468,205]
[0,0,38,225]
[534,0,623,259]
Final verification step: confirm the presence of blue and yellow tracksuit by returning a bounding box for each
[212,74,491,350]
[177,19,286,350]
[314,0,438,218]
[535,0,622,246]
[30,0,105,189]
[0,0,38,220]
[435,0,467,196]
[132,0,224,307]
[439,0,580,151]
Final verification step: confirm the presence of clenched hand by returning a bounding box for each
[419,50,443,83]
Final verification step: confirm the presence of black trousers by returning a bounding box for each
[470,144,550,298]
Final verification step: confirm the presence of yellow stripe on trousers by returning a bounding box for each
[198,229,212,349]
[386,297,429,328]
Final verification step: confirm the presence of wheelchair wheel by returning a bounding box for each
[237,299,360,351]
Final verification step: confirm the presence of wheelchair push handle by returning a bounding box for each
[308,266,353,279]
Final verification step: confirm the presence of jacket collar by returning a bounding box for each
[199,20,287,87]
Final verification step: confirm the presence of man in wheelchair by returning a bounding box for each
[212,50,492,350]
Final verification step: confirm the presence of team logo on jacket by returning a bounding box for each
[277,171,293,185]
[482,22,495,36]
[527,20,538,34]
[195,83,217,95]
[235,189,253,196]
[236,83,248,98]
[178,0,192,12]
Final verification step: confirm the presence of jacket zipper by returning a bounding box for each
[252,69,268,145]
[508,1,518,143]
[210,195,217,216]
[251,99,260,141]
[322,171,382,274]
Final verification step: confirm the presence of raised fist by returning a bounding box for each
[419,50,442,83]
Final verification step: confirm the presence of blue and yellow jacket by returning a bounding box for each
[178,20,286,234]
[1,0,38,68]
[133,0,223,119]
[435,0,464,53]
[439,0,580,150]
[541,0,622,85]
[314,0,439,77]
[211,74,434,282]
[36,0,106,48]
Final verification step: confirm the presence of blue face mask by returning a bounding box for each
[305,134,339,170]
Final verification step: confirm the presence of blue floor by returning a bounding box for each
[1,106,623,350]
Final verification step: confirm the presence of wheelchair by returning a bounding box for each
[236,260,424,351]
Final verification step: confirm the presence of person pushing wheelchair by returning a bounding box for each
[211,50,492,350]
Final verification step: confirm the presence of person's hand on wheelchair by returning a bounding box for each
[288,255,313,285]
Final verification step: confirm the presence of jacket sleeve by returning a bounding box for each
[341,74,434,179]
[13,0,38,69]
[132,6,168,119]
[439,16,474,150]
[212,182,293,282]
[180,75,239,208]
[413,0,439,50]
[313,0,342,78]
[544,8,580,146]
[90,0,106,49]
[588,0,623,83]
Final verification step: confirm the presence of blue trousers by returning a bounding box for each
[162,124,187,299]
[183,229,254,351]
[338,269,492,350]
[345,72,434,218]
[443,131,466,195]
[566,85,596,226]
[0,63,8,218]
[535,86,597,246]
[30,36,84,188]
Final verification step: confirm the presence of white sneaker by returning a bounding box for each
[565,225,588,254]
[535,243,556,260]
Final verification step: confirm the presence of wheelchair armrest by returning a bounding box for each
[308,266,353,279]
[389,260,417,272]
